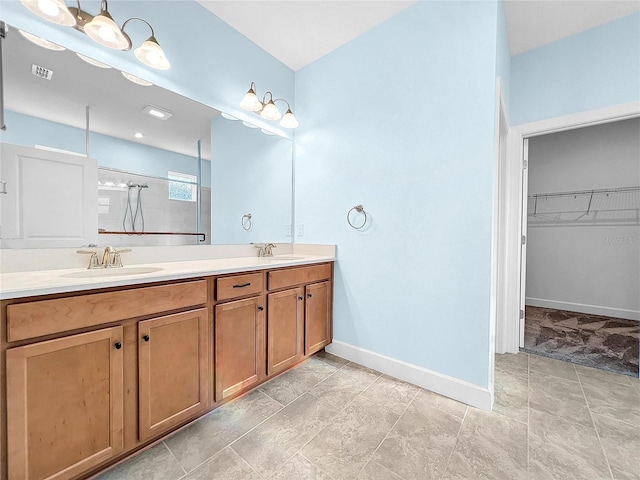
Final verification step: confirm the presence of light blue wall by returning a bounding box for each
[2,110,210,186]
[210,117,292,244]
[511,12,640,126]
[294,1,501,387]
[495,0,511,110]
[0,0,294,135]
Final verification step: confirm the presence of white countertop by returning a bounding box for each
[0,254,335,300]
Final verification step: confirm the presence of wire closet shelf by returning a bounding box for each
[527,185,640,225]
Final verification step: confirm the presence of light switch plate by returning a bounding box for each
[296,224,304,236]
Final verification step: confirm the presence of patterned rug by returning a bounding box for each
[522,306,639,377]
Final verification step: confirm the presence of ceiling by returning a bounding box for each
[198,0,640,71]
[4,28,218,160]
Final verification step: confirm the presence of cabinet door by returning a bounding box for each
[267,287,304,375]
[215,296,264,401]
[138,309,209,441]
[305,281,331,355]
[6,327,124,480]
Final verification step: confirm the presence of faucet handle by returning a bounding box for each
[114,248,131,254]
[76,249,100,269]
[264,243,277,256]
[252,243,265,257]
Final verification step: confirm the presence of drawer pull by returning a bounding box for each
[298,296,303,301]
[258,306,264,311]
[308,293,313,298]
[233,282,251,288]
[143,335,150,342]
[114,342,122,350]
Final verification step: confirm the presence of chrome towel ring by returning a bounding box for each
[347,204,367,230]
[241,213,252,231]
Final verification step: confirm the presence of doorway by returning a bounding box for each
[520,118,640,377]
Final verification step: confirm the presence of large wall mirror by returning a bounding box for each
[0,24,293,248]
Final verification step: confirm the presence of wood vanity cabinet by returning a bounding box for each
[6,327,124,480]
[214,273,266,402]
[138,308,209,441]
[1,263,333,480]
[267,264,333,371]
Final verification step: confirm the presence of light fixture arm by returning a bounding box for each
[261,91,274,105]
[121,17,156,39]
[273,98,292,110]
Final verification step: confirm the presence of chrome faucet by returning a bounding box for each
[102,246,115,267]
[264,243,277,257]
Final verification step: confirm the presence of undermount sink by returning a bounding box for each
[60,266,164,279]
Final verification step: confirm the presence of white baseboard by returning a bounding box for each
[325,340,493,411]
[525,298,640,321]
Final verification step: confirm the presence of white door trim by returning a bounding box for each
[500,101,640,353]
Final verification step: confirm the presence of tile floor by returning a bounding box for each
[96,351,640,480]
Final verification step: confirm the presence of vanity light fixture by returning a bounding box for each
[122,71,153,86]
[20,0,171,70]
[134,132,144,139]
[240,82,299,129]
[142,105,173,120]
[76,53,111,68]
[19,29,66,51]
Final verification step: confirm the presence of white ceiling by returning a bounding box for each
[198,0,640,70]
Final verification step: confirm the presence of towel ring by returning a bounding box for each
[241,213,252,231]
[347,204,367,230]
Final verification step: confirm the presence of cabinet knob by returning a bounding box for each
[143,334,150,342]
[258,306,264,311]
[307,293,313,298]
[298,296,303,301]
[114,342,122,350]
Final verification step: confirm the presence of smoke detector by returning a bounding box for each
[31,64,53,80]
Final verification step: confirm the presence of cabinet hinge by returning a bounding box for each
[523,159,528,169]
[521,235,526,245]
[520,309,525,320]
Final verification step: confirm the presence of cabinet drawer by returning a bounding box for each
[216,272,264,301]
[268,264,332,291]
[7,280,208,342]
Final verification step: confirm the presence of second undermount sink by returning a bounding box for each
[60,266,164,279]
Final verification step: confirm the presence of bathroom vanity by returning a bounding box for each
[0,255,334,480]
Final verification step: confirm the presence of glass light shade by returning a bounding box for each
[240,89,263,112]
[20,0,76,26]
[221,112,238,121]
[121,71,153,86]
[134,37,170,70]
[280,109,299,128]
[19,30,66,51]
[260,100,282,121]
[76,53,111,68]
[84,11,130,50]
[242,121,258,129]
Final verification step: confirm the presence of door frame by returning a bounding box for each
[498,101,640,353]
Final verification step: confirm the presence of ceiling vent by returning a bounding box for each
[31,64,53,80]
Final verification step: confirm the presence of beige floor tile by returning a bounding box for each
[442,408,527,480]
[493,369,528,423]
[593,413,640,480]
[310,363,381,407]
[580,374,640,427]
[182,447,260,480]
[259,356,338,405]
[164,389,282,472]
[270,454,335,480]
[315,350,350,369]
[413,388,468,418]
[373,400,461,480]
[231,393,340,478]
[529,354,578,382]
[357,461,405,480]
[495,352,528,376]
[301,396,399,479]
[529,371,592,427]
[529,409,611,480]
[95,443,185,480]
[359,375,420,415]
[574,364,633,386]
